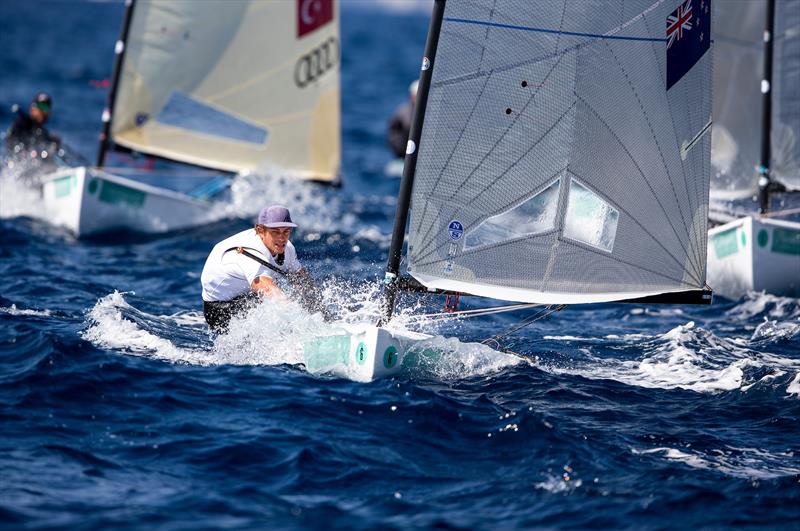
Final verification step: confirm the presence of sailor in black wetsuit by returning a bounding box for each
[4,93,61,181]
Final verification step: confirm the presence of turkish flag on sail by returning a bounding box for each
[297,0,334,38]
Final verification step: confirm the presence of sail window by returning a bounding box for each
[156,91,268,145]
[563,180,619,253]
[464,179,561,250]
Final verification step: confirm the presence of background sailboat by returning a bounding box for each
[37,0,340,237]
[305,0,714,381]
[707,0,800,298]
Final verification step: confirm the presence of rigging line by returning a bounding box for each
[443,18,668,43]
[403,302,545,321]
[410,51,569,258]
[602,40,699,276]
[763,207,800,218]
[481,304,567,346]
[576,95,703,284]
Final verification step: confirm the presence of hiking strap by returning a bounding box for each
[223,246,286,277]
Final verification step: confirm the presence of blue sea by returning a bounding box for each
[2,1,799,528]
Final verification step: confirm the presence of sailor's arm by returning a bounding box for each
[251,275,283,298]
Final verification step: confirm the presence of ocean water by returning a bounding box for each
[2,1,800,529]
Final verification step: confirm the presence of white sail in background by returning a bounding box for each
[772,0,800,190]
[712,0,800,194]
[110,0,340,181]
[406,0,712,304]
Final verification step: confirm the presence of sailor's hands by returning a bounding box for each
[251,275,283,299]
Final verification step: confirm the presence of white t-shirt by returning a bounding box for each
[201,228,302,302]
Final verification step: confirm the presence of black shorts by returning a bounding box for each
[203,292,259,333]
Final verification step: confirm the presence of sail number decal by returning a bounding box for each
[295,37,339,88]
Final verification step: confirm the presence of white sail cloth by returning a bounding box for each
[711,0,800,193]
[407,0,712,303]
[110,0,340,181]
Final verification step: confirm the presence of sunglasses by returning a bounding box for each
[34,102,51,114]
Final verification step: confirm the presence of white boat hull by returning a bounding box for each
[707,216,800,299]
[303,324,433,381]
[40,166,217,237]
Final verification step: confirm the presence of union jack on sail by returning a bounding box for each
[666,0,711,90]
[666,0,693,48]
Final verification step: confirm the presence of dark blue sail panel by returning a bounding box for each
[667,0,711,89]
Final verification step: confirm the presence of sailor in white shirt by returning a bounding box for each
[201,205,311,332]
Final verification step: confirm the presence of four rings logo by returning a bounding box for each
[294,37,339,88]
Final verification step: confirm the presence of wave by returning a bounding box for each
[632,445,800,480]
[0,304,52,317]
[538,321,800,395]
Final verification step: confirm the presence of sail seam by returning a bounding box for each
[601,39,699,280]
[412,51,569,257]
[644,19,706,280]
[413,100,576,263]
[409,71,495,258]
[567,169,694,282]
[413,234,691,287]
[575,94,702,284]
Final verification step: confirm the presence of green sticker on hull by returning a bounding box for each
[712,227,740,259]
[303,335,351,370]
[98,180,146,208]
[757,229,768,248]
[53,174,76,198]
[383,345,398,369]
[355,342,367,365]
[772,227,800,256]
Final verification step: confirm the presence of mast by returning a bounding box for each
[96,0,136,168]
[380,0,446,325]
[757,0,776,214]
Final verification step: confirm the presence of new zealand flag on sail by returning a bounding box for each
[666,0,711,90]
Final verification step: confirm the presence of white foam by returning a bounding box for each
[351,0,432,13]
[225,171,359,234]
[632,446,800,480]
[82,289,519,381]
[788,373,800,396]
[0,170,48,220]
[534,470,583,493]
[726,292,800,321]
[0,304,52,317]
[537,321,800,394]
[540,322,752,392]
[82,291,212,365]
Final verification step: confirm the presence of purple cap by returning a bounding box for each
[257,205,297,228]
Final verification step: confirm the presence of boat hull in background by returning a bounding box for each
[707,216,800,299]
[40,166,217,237]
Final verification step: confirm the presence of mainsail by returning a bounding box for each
[106,0,340,181]
[401,0,712,305]
[712,0,800,194]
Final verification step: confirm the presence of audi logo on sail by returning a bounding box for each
[295,37,338,88]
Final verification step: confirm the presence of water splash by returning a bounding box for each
[82,288,519,381]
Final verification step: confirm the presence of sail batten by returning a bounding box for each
[406,0,712,305]
[109,0,340,181]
